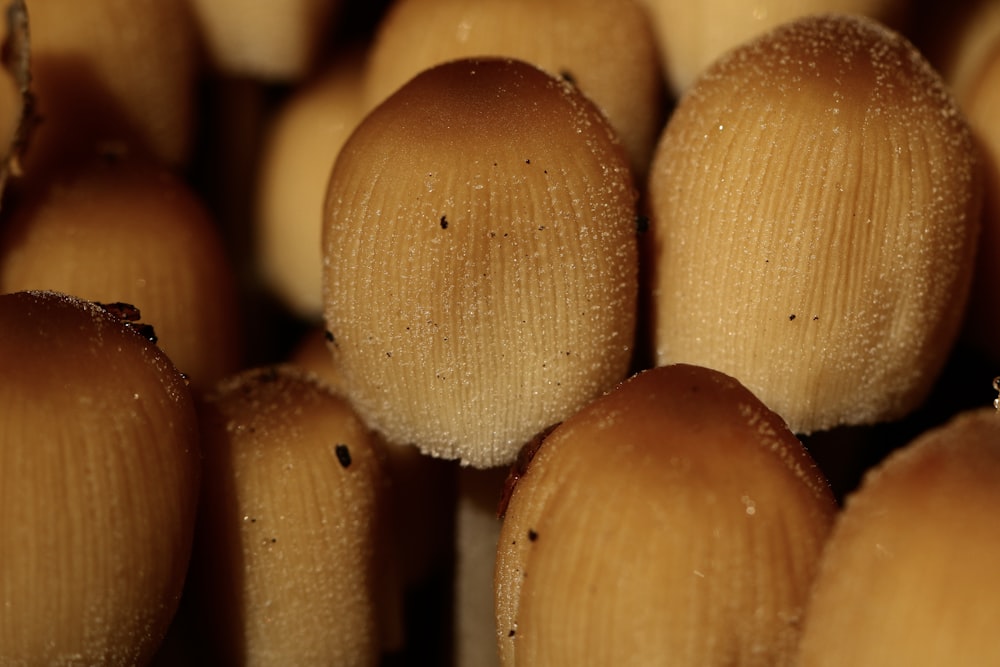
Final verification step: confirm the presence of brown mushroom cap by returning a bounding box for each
[287,326,458,592]
[362,0,665,178]
[192,365,392,665]
[796,406,1000,666]
[0,150,245,392]
[0,290,200,665]
[23,0,199,170]
[324,57,638,467]
[648,13,981,435]
[495,363,837,666]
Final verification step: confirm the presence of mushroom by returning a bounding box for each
[634,0,909,95]
[362,0,664,178]
[0,290,200,665]
[324,56,639,665]
[190,364,395,666]
[186,0,344,81]
[323,57,639,468]
[796,405,1000,666]
[647,13,982,435]
[454,466,511,667]
[22,0,200,172]
[255,47,367,320]
[495,363,837,666]
[0,148,245,393]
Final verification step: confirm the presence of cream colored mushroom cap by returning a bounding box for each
[324,57,638,467]
[648,14,981,435]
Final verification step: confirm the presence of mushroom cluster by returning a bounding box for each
[0,1,998,665]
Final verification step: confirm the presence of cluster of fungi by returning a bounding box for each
[1,0,1000,665]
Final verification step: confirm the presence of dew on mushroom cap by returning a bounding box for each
[323,57,639,468]
[635,0,909,95]
[647,13,982,435]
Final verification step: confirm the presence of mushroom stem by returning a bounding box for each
[454,467,508,667]
[0,0,33,203]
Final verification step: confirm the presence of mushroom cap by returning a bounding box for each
[0,290,200,665]
[636,0,909,95]
[796,406,1000,666]
[193,364,391,664]
[24,0,199,169]
[495,363,836,666]
[362,0,664,177]
[0,151,245,392]
[648,13,982,434]
[255,50,366,319]
[187,0,343,81]
[324,57,638,467]
[955,38,1000,360]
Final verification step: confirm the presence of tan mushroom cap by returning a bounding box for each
[324,57,639,467]
[0,150,245,393]
[24,0,200,170]
[796,406,1000,666]
[648,13,981,435]
[192,365,393,665]
[362,0,664,178]
[955,39,1000,360]
[255,49,366,320]
[186,0,343,81]
[0,290,200,665]
[495,363,837,666]
[635,0,909,95]
[286,325,458,592]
